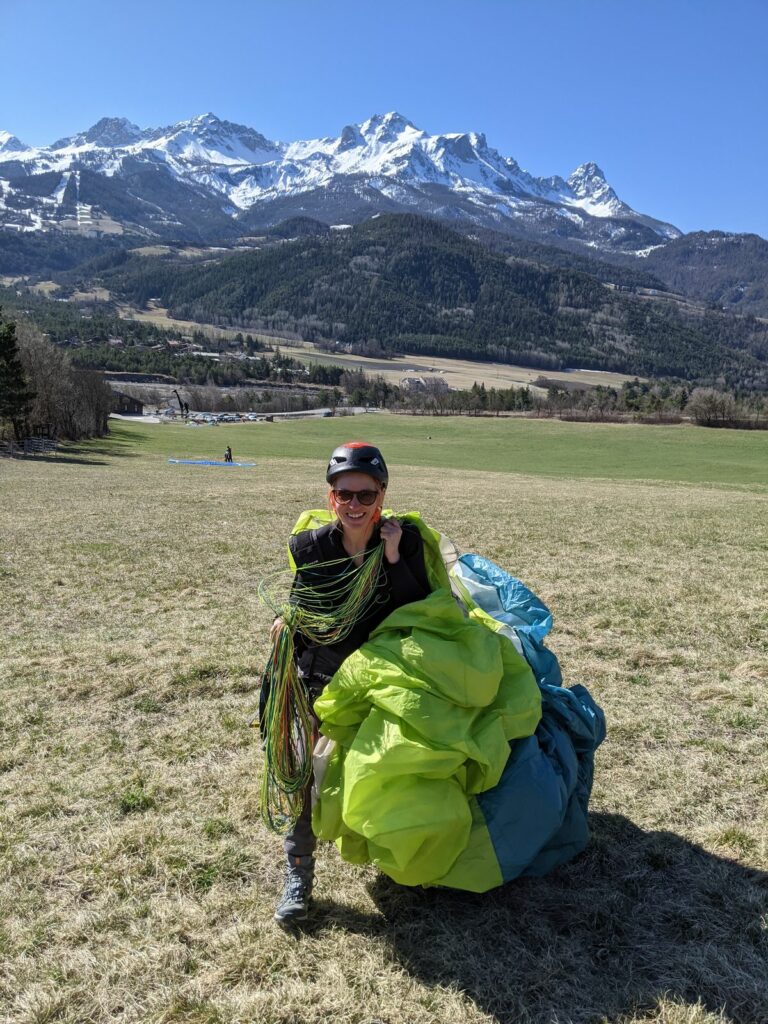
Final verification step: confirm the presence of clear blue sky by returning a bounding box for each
[3,0,766,237]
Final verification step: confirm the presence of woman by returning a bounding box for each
[271,441,431,925]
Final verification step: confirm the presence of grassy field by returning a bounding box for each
[118,415,768,487]
[118,305,279,348]
[1,416,766,1024]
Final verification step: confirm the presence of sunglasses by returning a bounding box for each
[332,488,380,506]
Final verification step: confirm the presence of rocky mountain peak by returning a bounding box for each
[360,111,420,141]
[84,117,144,147]
[189,112,221,126]
[0,130,29,153]
[567,162,610,197]
[337,123,364,151]
[151,113,279,159]
[51,117,144,150]
[0,111,681,249]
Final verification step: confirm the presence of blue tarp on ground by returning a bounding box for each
[168,459,256,467]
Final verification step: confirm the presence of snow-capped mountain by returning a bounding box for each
[0,111,680,250]
[51,117,146,150]
[0,131,29,154]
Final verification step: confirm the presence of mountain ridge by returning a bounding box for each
[0,110,680,251]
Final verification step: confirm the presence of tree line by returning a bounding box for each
[3,300,762,437]
[389,376,767,427]
[0,310,113,441]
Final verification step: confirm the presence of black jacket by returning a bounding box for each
[288,520,431,691]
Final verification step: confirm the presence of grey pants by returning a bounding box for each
[284,777,316,860]
[283,695,321,862]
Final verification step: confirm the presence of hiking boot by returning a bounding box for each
[274,857,314,926]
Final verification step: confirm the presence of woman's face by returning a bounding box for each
[330,471,384,534]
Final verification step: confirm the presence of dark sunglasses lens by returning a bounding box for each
[335,489,378,506]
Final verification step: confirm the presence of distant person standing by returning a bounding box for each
[224,446,233,463]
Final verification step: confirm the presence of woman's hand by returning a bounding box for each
[269,617,284,643]
[380,517,403,564]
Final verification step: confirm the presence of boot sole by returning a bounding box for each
[274,908,309,926]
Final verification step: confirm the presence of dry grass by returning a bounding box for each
[30,281,62,296]
[0,429,766,1024]
[70,288,112,303]
[267,342,644,391]
[233,342,643,393]
[119,305,276,346]
[131,247,236,259]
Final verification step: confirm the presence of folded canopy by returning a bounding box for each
[290,511,605,892]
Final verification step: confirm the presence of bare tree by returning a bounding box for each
[15,320,112,440]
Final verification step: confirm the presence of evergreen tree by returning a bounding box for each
[0,309,35,440]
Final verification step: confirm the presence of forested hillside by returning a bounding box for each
[83,215,768,387]
[0,230,126,275]
[640,232,768,317]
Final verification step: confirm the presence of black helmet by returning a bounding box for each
[326,441,388,486]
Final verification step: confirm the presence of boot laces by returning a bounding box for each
[284,868,312,901]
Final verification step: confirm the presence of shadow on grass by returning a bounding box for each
[5,434,142,466]
[317,814,768,1024]
[7,452,109,466]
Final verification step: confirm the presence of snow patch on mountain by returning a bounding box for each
[634,243,667,258]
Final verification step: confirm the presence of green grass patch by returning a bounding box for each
[92,415,768,487]
[714,828,757,854]
[118,777,156,815]
[203,818,236,840]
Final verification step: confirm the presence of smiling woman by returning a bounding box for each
[262,441,432,926]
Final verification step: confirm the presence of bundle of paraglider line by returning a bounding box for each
[258,511,606,893]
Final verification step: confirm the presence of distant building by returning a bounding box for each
[111,391,144,415]
[400,374,449,393]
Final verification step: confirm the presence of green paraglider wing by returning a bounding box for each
[313,589,541,889]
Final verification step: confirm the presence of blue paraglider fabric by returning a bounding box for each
[459,555,606,882]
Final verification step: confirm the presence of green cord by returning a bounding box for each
[257,542,386,832]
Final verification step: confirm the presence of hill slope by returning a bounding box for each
[90,215,768,387]
[639,232,768,317]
